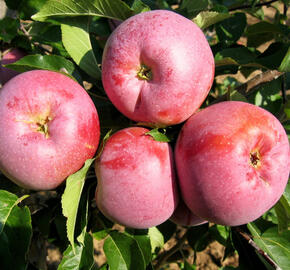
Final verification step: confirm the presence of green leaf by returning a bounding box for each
[216,12,247,45]
[246,21,290,48]
[230,90,248,102]
[248,223,290,270]
[61,17,101,80]
[5,54,76,75]
[148,227,164,252]
[103,231,146,270]
[182,261,196,270]
[131,0,151,14]
[58,233,95,270]
[279,47,290,72]
[193,11,231,29]
[32,0,133,22]
[62,158,95,253]
[179,0,209,18]
[0,190,32,270]
[145,128,170,142]
[0,17,20,43]
[215,47,262,68]
[274,195,290,233]
[133,235,152,265]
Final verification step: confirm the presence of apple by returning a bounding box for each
[102,10,214,126]
[175,101,289,226]
[95,127,179,229]
[0,48,26,86]
[170,199,207,227]
[0,70,100,190]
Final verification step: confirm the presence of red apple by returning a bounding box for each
[170,199,207,227]
[175,101,289,226]
[95,127,179,229]
[0,48,26,85]
[102,10,214,126]
[0,70,100,190]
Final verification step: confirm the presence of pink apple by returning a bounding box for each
[0,70,100,190]
[95,127,179,229]
[175,101,289,226]
[170,199,207,227]
[102,10,214,126]
[0,48,26,85]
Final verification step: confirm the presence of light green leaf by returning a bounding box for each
[61,17,101,80]
[103,231,146,270]
[248,223,290,270]
[62,158,95,253]
[0,190,32,270]
[193,11,231,29]
[148,227,164,252]
[279,47,290,72]
[32,0,133,22]
[145,128,170,142]
[58,233,95,270]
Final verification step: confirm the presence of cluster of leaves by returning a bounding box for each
[0,0,289,269]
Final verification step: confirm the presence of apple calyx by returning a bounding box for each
[250,149,261,168]
[36,116,52,139]
[137,64,152,81]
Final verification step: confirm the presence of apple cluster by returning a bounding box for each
[0,10,288,229]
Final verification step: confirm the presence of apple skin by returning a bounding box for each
[170,199,207,227]
[0,70,100,190]
[102,10,214,126]
[175,101,289,226]
[0,48,26,85]
[95,127,179,229]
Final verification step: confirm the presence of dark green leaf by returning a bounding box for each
[58,233,95,270]
[182,260,196,270]
[248,223,290,270]
[32,0,133,22]
[62,159,95,253]
[256,42,289,70]
[133,235,152,266]
[18,0,47,20]
[61,17,101,80]
[216,12,246,46]
[131,0,151,14]
[187,223,210,252]
[0,17,20,43]
[5,54,76,75]
[145,128,170,142]
[193,11,231,29]
[179,0,209,18]
[103,231,146,270]
[0,190,32,270]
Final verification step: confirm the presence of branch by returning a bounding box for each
[153,229,188,270]
[237,70,284,96]
[229,0,279,11]
[212,70,284,104]
[234,227,281,270]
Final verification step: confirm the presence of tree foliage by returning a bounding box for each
[0,0,289,269]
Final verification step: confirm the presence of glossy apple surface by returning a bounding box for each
[170,199,207,227]
[0,48,26,85]
[175,101,289,226]
[95,127,178,229]
[102,10,214,126]
[0,70,100,190]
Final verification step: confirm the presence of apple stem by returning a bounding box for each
[137,64,152,81]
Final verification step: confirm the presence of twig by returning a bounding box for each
[237,70,284,96]
[229,0,279,11]
[212,70,285,104]
[234,227,281,270]
[153,229,188,270]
